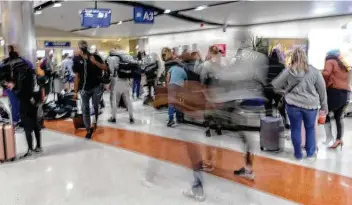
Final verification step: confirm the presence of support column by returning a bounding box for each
[1,1,37,65]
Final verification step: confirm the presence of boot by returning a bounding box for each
[323,123,334,145]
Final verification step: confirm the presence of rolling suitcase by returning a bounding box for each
[0,123,16,162]
[72,95,85,129]
[260,116,284,152]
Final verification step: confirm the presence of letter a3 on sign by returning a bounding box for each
[134,7,154,24]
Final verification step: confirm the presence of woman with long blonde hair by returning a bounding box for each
[272,48,327,161]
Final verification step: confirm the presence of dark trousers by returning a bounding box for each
[132,78,141,98]
[20,99,41,150]
[326,88,349,140]
[81,86,102,130]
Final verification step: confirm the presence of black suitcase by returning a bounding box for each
[260,116,284,152]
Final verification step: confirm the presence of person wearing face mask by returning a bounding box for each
[72,41,107,139]
[0,45,42,158]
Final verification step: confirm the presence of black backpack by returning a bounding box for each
[109,54,140,79]
[144,62,158,80]
[183,60,200,82]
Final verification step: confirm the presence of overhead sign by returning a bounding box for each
[215,44,227,57]
[133,7,154,24]
[44,41,71,48]
[81,8,111,28]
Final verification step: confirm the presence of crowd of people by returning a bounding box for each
[0,38,350,201]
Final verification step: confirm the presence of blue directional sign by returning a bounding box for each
[81,8,112,28]
[133,7,154,24]
[44,41,71,48]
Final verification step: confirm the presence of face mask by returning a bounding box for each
[9,51,18,58]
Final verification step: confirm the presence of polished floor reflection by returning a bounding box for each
[46,120,352,205]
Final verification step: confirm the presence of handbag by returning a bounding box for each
[277,74,307,110]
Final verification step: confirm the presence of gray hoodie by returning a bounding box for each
[272,66,328,111]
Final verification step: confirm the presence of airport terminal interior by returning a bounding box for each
[1,1,352,204]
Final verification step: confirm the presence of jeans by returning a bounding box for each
[286,104,317,159]
[168,84,183,122]
[132,78,141,98]
[81,86,103,130]
[5,89,20,123]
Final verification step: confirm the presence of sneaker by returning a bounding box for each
[20,150,34,159]
[182,189,206,202]
[167,120,175,127]
[85,128,94,140]
[108,117,116,123]
[33,147,43,154]
[234,167,255,180]
[305,156,317,163]
[129,118,135,124]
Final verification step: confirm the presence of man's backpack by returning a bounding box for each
[110,54,139,79]
[183,61,200,82]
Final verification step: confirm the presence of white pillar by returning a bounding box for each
[1,1,37,65]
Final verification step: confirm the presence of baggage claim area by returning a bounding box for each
[0,1,352,205]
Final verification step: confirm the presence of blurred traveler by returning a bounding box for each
[61,53,74,92]
[272,48,327,161]
[39,53,54,96]
[196,45,223,137]
[0,45,42,158]
[162,47,187,127]
[133,51,144,99]
[106,47,135,124]
[322,49,351,149]
[73,40,107,139]
[264,49,286,118]
[143,52,160,104]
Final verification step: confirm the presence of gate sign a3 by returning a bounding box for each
[133,7,154,24]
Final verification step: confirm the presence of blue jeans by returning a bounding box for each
[286,104,317,159]
[5,89,20,123]
[80,86,103,130]
[132,78,141,98]
[168,84,182,121]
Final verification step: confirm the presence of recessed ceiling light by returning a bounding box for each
[195,5,208,11]
[53,3,62,8]
[35,10,42,15]
[164,9,171,14]
[118,21,122,25]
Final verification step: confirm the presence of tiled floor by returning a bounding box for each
[0,94,351,204]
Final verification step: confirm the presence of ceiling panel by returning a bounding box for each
[35,1,134,31]
[181,1,352,25]
[141,1,226,11]
[73,15,216,37]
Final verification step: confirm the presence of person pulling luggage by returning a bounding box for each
[0,45,43,158]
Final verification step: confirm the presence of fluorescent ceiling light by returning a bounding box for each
[195,5,208,11]
[313,7,333,15]
[164,9,171,14]
[35,10,42,15]
[118,21,122,25]
[53,2,62,8]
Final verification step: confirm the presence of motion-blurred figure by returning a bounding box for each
[61,53,74,92]
[264,49,286,119]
